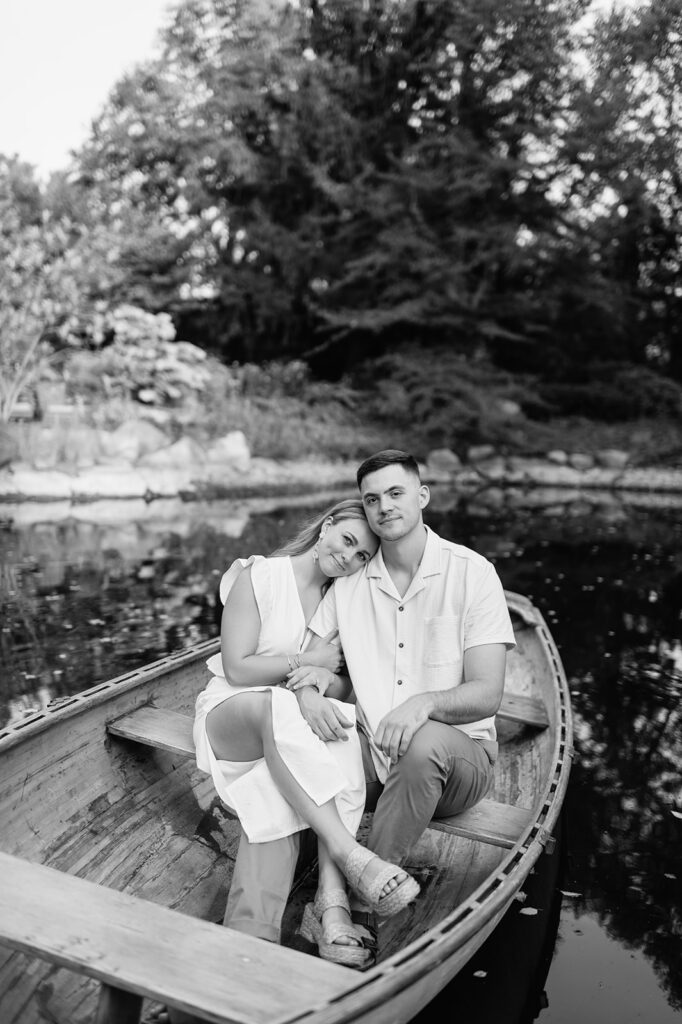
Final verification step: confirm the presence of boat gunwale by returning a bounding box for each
[0,637,221,753]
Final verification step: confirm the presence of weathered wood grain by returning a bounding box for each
[0,851,353,1024]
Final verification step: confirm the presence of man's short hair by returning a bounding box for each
[356,449,421,488]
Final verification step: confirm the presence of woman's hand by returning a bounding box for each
[286,666,336,696]
[303,629,345,673]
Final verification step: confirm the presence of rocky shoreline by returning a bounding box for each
[1,426,682,505]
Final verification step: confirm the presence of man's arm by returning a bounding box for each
[374,643,507,764]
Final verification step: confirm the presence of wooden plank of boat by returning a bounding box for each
[106,706,537,848]
[0,850,352,1024]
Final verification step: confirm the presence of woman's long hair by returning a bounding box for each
[272,498,370,558]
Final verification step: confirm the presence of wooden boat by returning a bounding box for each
[0,591,572,1024]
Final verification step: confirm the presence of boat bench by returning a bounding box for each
[108,690,548,851]
[0,849,350,1024]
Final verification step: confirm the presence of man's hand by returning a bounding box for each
[374,695,432,764]
[296,687,353,743]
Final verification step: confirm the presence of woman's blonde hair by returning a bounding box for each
[272,498,370,558]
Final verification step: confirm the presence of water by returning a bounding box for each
[1,487,681,1023]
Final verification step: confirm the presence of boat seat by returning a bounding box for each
[0,850,351,1024]
[108,705,535,849]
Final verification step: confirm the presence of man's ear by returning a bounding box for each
[418,484,430,509]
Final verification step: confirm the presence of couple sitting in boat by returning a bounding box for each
[194,448,515,971]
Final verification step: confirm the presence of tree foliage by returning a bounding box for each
[62,0,682,391]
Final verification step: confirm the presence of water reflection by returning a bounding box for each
[1,487,681,1022]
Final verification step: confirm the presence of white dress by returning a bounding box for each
[193,556,366,843]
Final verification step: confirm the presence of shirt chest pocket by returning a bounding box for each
[424,616,461,666]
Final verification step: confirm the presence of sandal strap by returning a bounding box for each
[314,887,351,916]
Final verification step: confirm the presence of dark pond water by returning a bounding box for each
[1,486,681,1024]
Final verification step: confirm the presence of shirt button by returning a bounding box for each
[398,642,404,648]
[398,606,404,611]
[397,679,403,686]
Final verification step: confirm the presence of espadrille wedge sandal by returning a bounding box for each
[299,889,374,968]
[344,847,420,918]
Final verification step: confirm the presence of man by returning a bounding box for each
[302,449,515,943]
[225,448,515,952]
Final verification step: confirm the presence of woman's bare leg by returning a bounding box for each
[206,692,405,897]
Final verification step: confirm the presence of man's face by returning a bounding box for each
[359,464,429,542]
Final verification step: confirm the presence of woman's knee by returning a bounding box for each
[206,691,271,759]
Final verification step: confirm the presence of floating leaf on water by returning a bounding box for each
[560,890,582,898]
[519,907,539,916]
[664,874,677,880]
[473,970,488,979]
[88,619,105,626]
[672,810,682,819]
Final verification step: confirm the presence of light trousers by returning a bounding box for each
[224,721,497,942]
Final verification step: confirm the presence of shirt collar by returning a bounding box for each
[366,525,443,581]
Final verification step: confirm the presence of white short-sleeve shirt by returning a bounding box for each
[310,525,516,781]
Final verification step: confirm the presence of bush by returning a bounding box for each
[350,347,541,455]
[538,363,682,422]
[64,305,236,408]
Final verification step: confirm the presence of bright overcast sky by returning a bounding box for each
[0,0,175,178]
[0,0,636,181]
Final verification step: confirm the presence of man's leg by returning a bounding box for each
[364,722,496,866]
[224,829,301,942]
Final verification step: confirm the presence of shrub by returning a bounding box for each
[538,363,682,422]
[64,305,236,408]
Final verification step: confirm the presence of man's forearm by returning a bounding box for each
[420,679,502,725]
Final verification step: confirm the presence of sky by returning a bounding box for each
[0,0,175,178]
[0,0,636,181]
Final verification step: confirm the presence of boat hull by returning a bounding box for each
[0,593,572,1024]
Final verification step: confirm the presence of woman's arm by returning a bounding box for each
[221,569,344,686]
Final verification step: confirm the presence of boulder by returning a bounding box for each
[70,466,151,500]
[426,448,462,475]
[0,464,73,500]
[546,449,568,465]
[0,426,19,468]
[467,444,496,463]
[474,455,507,480]
[495,399,522,418]
[205,431,251,473]
[596,448,630,470]
[100,420,168,463]
[137,437,207,469]
[568,452,595,471]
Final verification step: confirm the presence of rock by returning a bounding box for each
[70,466,152,500]
[28,427,60,470]
[100,420,168,463]
[467,444,496,463]
[568,452,595,471]
[495,399,522,418]
[596,448,629,470]
[474,456,507,480]
[0,464,73,500]
[0,426,19,468]
[546,450,568,465]
[426,448,462,475]
[137,437,207,469]
[617,467,682,491]
[62,426,102,471]
[205,431,251,473]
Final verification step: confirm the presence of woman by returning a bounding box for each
[193,498,420,969]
